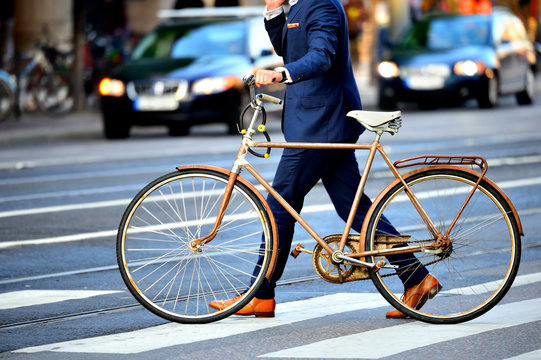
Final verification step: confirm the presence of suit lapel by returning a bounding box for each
[281,3,302,47]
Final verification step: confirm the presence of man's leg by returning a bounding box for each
[255,147,351,299]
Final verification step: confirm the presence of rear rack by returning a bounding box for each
[394,155,487,174]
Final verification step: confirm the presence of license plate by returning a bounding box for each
[406,76,445,90]
[134,96,178,111]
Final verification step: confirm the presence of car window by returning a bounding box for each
[131,20,246,60]
[399,16,491,50]
[171,21,245,58]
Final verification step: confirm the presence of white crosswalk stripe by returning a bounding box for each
[8,272,541,357]
[260,298,541,359]
[13,293,388,354]
[0,290,121,310]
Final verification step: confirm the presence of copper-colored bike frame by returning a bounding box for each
[191,135,499,265]
[189,95,523,269]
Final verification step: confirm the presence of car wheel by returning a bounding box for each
[103,113,130,139]
[168,125,190,136]
[516,68,535,105]
[478,74,498,108]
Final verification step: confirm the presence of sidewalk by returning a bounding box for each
[0,73,377,146]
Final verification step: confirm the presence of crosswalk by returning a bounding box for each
[3,272,541,358]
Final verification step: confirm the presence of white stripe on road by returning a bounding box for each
[13,293,388,354]
[1,163,540,219]
[0,290,121,310]
[260,298,541,359]
[504,349,541,360]
[1,204,540,250]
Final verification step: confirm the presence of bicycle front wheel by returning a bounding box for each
[366,168,521,324]
[117,168,275,323]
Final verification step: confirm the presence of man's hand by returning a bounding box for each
[255,69,283,87]
[266,0,286,11]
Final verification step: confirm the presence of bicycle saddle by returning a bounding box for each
[347,110,402,134]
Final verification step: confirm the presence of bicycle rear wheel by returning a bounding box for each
[366,168,521,324]
[117,168,274,323]
[33,72,74,115]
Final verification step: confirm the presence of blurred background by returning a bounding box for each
[0,0,540,137]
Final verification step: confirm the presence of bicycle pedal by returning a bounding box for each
[290,243,312,258]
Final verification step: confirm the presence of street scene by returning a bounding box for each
[1,0,541,359]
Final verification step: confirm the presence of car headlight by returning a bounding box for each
[98,78,125,97]
[191,76,240,95]
[377,61,400,78]
[453,61,487,76]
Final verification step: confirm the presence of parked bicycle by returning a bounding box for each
[116,74,522,325]
[0,42,74,124]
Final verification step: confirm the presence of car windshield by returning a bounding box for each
[398,16,491,50]
[131,20,246,59]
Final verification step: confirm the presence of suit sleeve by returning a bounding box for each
[264,12,286,57]
[284,3,340,83]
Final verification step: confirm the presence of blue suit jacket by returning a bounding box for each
[265,0,364,142]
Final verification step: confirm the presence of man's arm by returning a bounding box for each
[284,2,340,83]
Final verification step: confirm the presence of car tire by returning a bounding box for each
[103,113,130,139]
[477,74,498,108]
[168,125,190,136]
[516,68,535,105]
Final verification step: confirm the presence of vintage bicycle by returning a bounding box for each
[116,74,522,325]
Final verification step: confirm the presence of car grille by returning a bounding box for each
[126,79,189,100]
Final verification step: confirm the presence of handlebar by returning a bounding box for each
[238,73,283,158]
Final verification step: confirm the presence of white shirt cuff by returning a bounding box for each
[275,66,292,83]
[263,5,284,21]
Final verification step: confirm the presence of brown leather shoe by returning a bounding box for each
[209,295,276,317]
[386,274,442,319]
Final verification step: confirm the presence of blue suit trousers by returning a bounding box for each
[255,145,428,299]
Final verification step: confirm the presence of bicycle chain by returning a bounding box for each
[359,238,445,280]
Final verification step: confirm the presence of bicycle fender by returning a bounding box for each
[176,165,279,282]
[359,165,524,254]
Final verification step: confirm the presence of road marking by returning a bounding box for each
[2,173,540,220]
[13,293,388,354]
[504,349,541,360]
[1,204,540,250]
[0,290,121,310]
[260,298,541,359]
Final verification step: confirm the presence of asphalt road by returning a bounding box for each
[0,94,540,359]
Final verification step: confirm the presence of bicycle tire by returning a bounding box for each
[366,167,521,324]
[33,72,74,116]
[0,77,15,123]
[117,168,274,324]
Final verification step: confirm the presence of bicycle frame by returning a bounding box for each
[189,98,523,272]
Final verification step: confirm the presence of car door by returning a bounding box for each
[494,13,528,94]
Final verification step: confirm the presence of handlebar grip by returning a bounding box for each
[257,94,283,105]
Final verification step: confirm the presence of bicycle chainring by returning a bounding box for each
[312,234,370,283]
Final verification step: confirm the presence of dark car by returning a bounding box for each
[98,7,283,139]
[377,9,536,110]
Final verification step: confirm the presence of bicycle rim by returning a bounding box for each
[117,169,274,323]
[367,168,521,324]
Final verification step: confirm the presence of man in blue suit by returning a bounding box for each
[210,0,440,319]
